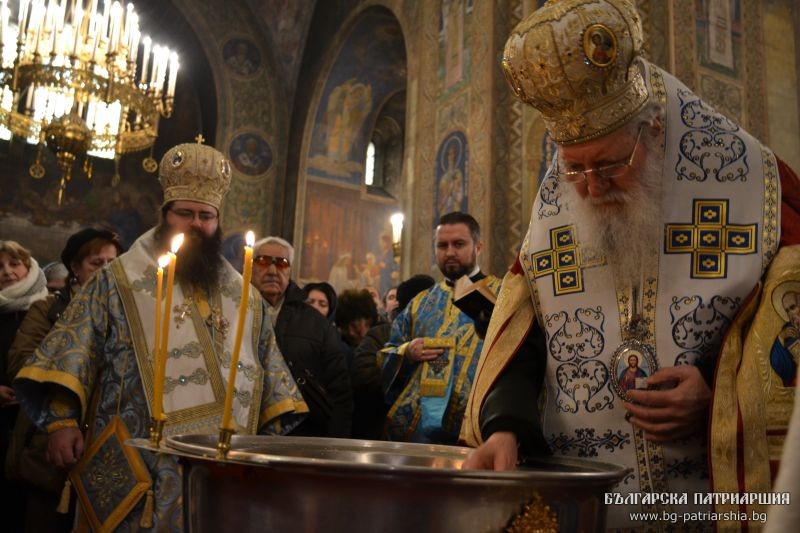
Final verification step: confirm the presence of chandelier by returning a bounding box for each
[0,0,179,204]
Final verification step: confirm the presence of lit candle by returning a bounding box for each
[166,52,178,98]
[71,4,82,57]
[0,1,7,48]
[139,34,150,85]
[151,254,170,421]
[154,233,183,421]
[18,0,30,40]
[221,231,255,431]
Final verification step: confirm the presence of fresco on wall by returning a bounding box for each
[256,0,316,86]
[434,130,468,222]
[696,0,742,77]
[439,0,466,91]
[300,180,399,297]
[229,132,273,176]
[305,9,406,186]
[0,148,162,262]
[223,37,262,77]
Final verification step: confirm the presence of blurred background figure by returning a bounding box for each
[336,289,380,360]
[383,286,399,318]
[303,281,338,324]
[365,285,384,317]
[0,240,48,532]
[351,275,435,440]
[6,228,122,532]
[41,262,68,294]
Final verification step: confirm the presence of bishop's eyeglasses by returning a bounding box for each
[254,255,291,270]
[553,125,644,183]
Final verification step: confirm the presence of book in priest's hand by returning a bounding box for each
[452,276,496,324]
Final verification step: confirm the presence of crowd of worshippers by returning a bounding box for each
[2,0,800,530]
[0,208,492,530]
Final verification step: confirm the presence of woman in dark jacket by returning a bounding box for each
[6,229,122,532]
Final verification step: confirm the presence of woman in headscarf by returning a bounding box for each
[6,228,122,532]
[0,241,47,406]
[0,240,47,532]
[303,281,338,324]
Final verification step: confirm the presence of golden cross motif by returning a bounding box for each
[195,134,205,144]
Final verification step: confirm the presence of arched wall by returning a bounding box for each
[293,4,410,291]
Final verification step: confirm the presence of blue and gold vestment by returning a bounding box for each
[15,230,307,531]
[379,276,500,444]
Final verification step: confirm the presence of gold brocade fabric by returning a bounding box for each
[70,416,151,533]
[710,245,800,531]
[460,266,535,447]
[159,142,232,209]
[502,0,649,144]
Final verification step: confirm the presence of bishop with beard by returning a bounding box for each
[460,0,800,530]
[15,141,307,531]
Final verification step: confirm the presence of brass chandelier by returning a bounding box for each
[0,0,179,204]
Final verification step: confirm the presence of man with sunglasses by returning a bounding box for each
[14,141,307,530]
[460,0,800,530]
[252,237,353,438]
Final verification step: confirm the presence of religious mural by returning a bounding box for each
[305,9,406,186]
[255,0,316,89]
[300,180,399,297]
[229,132,273,176]
[222,37,262,77]
[299,7,406,297]
[696,0,742,77]
[0,149,161,263]
[770,281,800,388]
[438,0,471,92]
[434,130,468,223]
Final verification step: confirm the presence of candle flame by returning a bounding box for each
[158,255,170,268]
[245,230,255,247]
[171,233,184,253]
[390,213,404,244]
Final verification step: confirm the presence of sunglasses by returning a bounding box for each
[253,255,291,270]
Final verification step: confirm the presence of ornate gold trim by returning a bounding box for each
[69,416,152,532]
[505,492,558,532]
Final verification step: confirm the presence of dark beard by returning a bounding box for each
[440,260,475,280]
[154,222,224,288]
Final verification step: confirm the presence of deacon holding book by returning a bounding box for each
[14,141,307,531]
[460,0,800,529]
[378,212,501,444]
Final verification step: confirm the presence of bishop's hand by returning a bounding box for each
[624,364,711,442]
[462,431,518,471]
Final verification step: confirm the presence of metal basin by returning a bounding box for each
[130,434,629,532]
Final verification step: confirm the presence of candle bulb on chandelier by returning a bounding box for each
[71,4,82,57]
[128,24,139,64]
[0,0,7,50]
[139,34,150,85]
[167,52,178,98]
[121,3,133,51]
[18,0,30,41]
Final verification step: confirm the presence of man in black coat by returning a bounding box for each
[252,236,353,437]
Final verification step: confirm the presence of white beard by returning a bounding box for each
[560,145,664,290]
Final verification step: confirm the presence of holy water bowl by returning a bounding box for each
[129,434,628,532]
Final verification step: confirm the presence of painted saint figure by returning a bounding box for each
[618,353,647,393]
